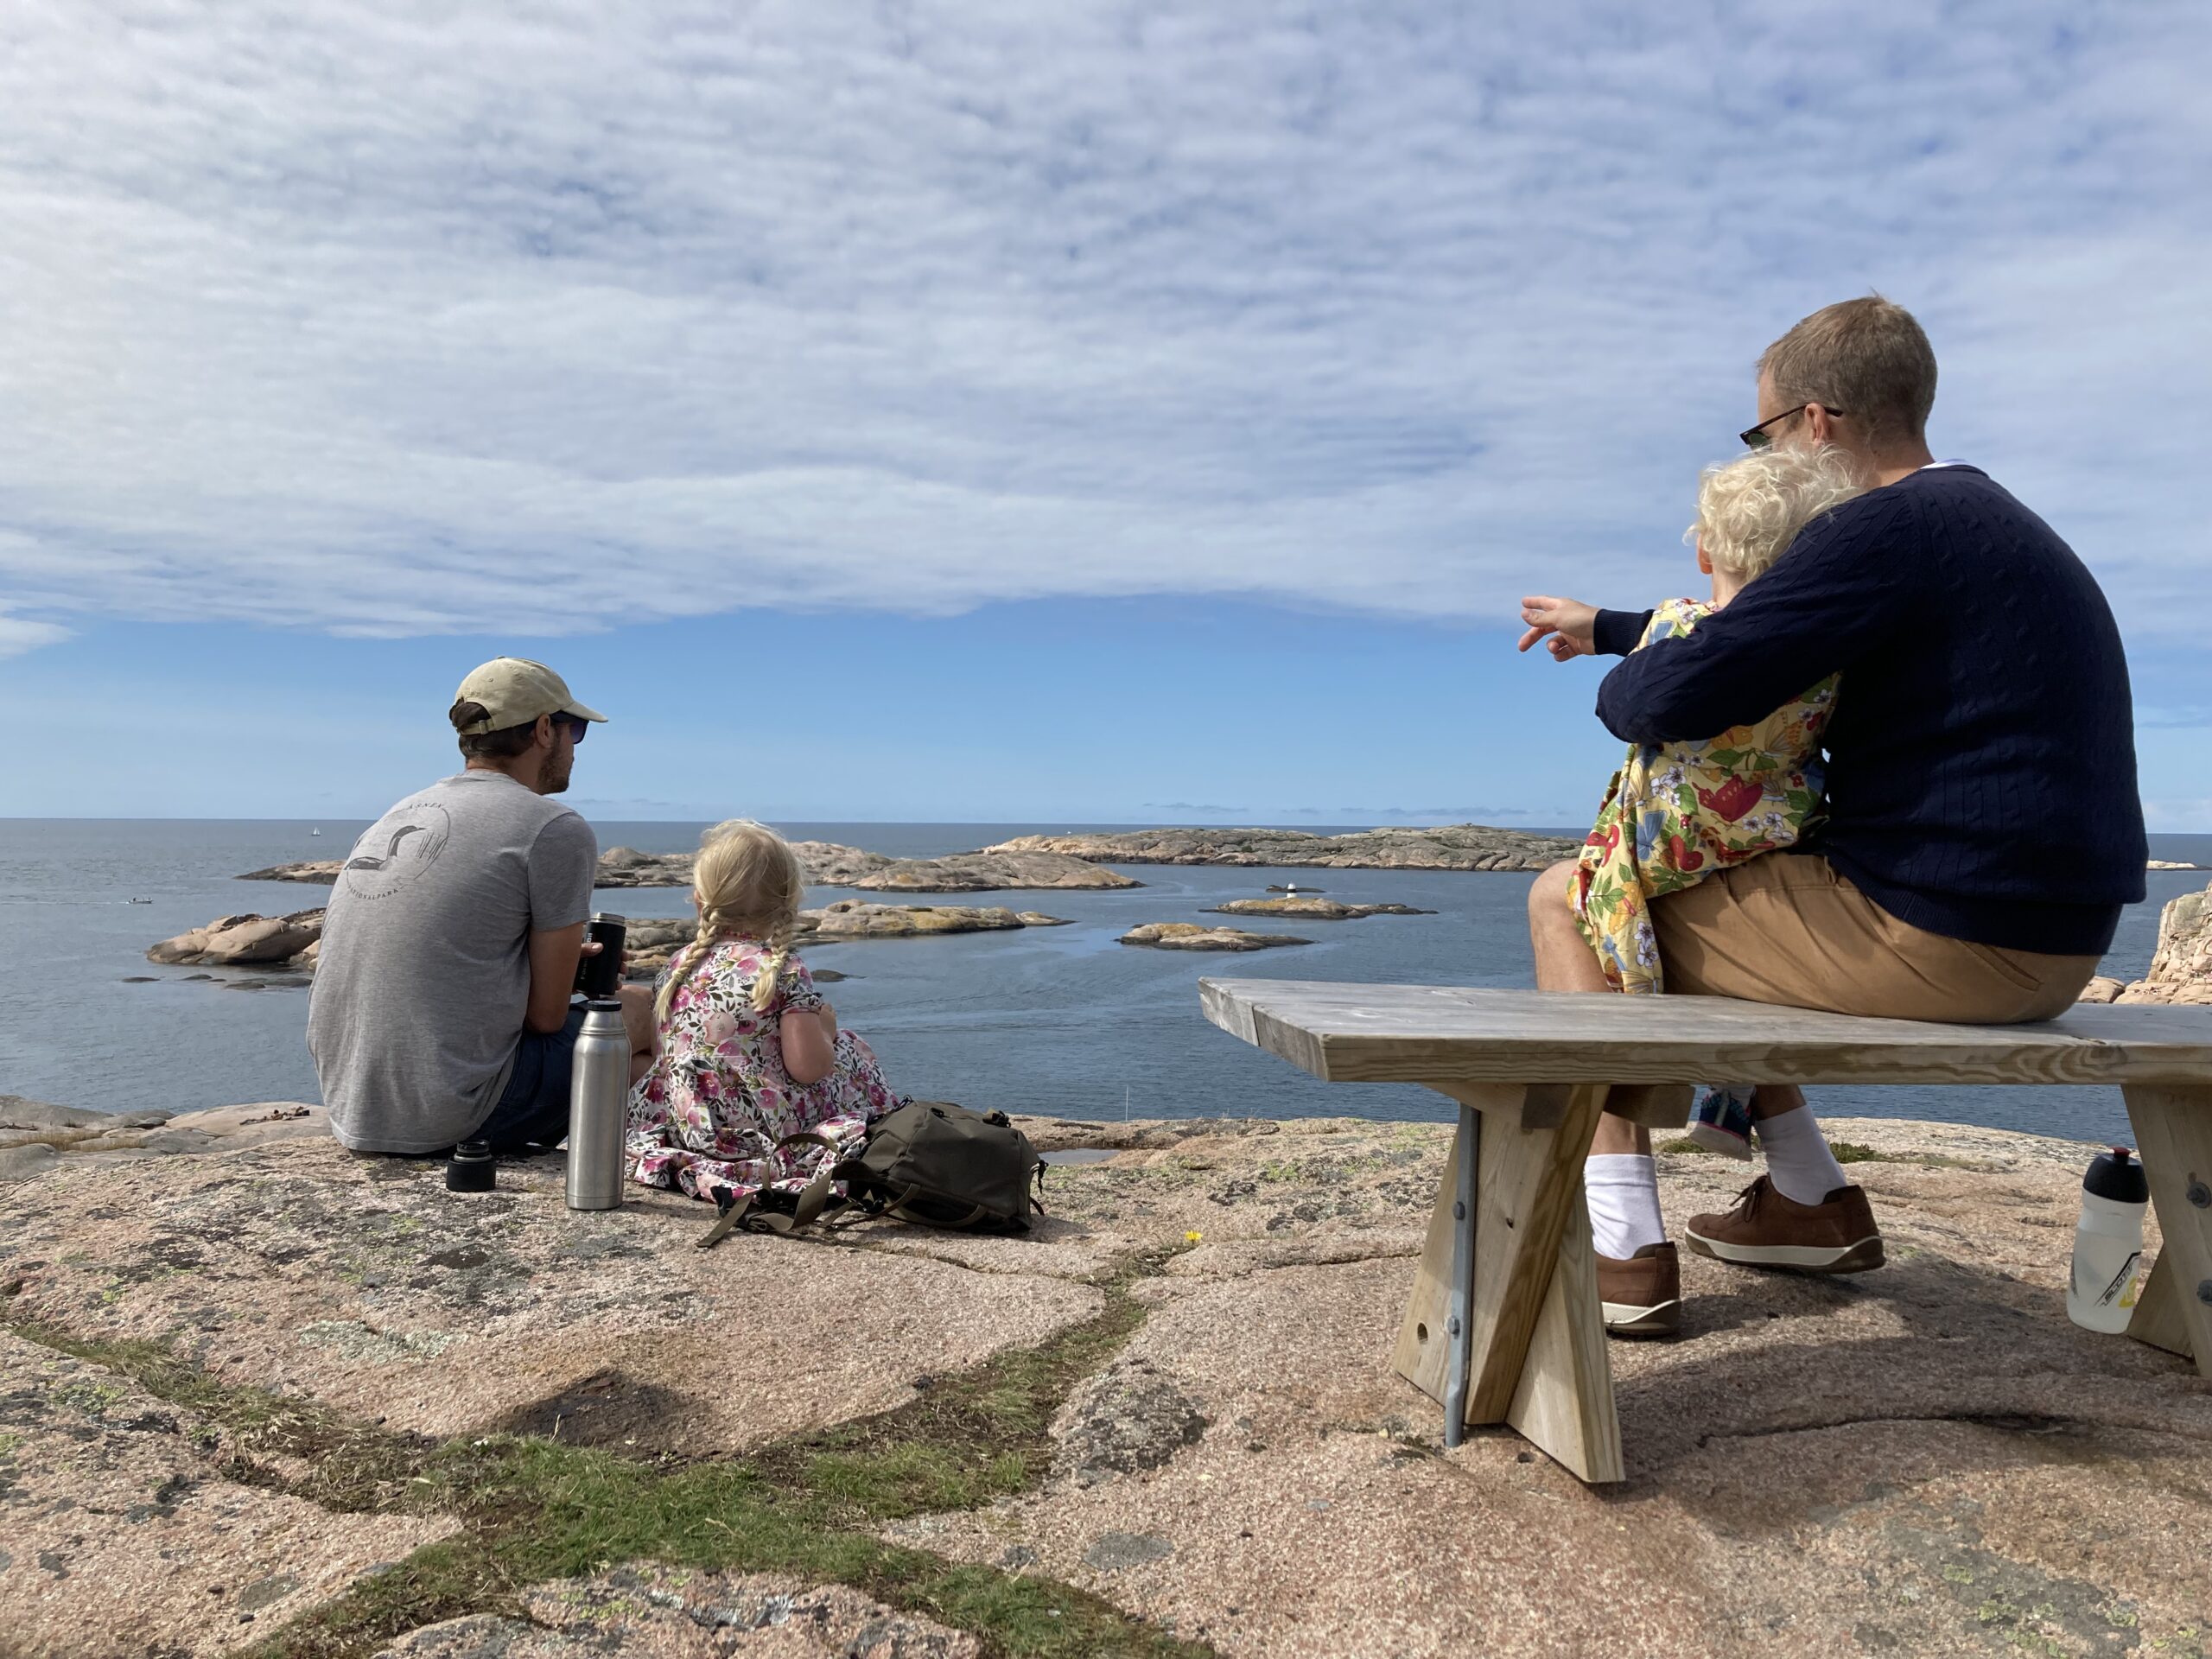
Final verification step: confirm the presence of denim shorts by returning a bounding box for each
[472,1003,586,1153]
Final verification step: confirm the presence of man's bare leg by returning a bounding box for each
[1527,860,1648,1156]
[1747,1084,1804,1120]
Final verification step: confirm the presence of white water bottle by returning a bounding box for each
[2067,1146,2149,1333]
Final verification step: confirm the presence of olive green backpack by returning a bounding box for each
[834,1101,1045,1232]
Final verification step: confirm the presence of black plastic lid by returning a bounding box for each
[585,996,625,1012]
[2085,1147,2149,1204]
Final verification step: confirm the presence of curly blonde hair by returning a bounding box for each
[653,819,807,1024]
[1687,443,1869,582]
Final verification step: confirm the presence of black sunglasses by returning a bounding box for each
[1739,404,1843,448]
[554,715,588,743]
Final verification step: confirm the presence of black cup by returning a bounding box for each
[575,912,626,1000]
[446,1139,495,1193]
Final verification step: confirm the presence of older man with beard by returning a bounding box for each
[308,657,652,1156]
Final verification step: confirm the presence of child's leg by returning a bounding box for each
[1687,1085,1758,1160]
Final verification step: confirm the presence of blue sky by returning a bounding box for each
[3,2,2207,826]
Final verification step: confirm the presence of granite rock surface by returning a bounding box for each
[1,1330,454,1659]
[376,1566,981,1657]
[2120,876,2212,1006]
[5,1110,2209,1657]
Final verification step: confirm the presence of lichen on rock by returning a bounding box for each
[376,1566,982,1657]
[1054,1357,1208,1488]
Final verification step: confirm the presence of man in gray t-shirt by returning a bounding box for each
[309,658,646,1154]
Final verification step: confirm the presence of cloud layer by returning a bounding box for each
[2,1,2206,643]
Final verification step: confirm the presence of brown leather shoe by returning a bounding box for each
[1685,1176,1885,1274]
[1596,1242,1681,1337]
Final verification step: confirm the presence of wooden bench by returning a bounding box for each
[1198,978,2212,1484]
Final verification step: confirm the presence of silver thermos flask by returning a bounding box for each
[566,998,631,1211]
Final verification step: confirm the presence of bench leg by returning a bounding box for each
[2131,1250,2195,1361]
[1441,1102,1478,1445]
[1392,1084,1624,1483]
[2124,1084,2212,1377]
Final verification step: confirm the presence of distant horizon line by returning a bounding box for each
[5,816,2210,838]
[0,813,1591,830]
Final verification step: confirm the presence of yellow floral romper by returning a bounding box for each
[1570,597,1839,996]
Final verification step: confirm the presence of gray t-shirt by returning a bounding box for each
[308,771,598,1153]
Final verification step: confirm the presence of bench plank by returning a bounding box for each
[1200,980,2212,1087]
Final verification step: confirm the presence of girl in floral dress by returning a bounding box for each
[1569,445,1866,1154]
[627,820,905,1207]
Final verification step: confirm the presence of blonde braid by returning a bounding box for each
[749,916,798,1014]
[653,916,720,1027]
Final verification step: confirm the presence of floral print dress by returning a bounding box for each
[626,937,905,1207]
[1570,597,1839,995]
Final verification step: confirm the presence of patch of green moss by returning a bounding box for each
[1656,1136,1983,1170]
[1830,1142,1986,1169]
[7,1249,1208,1659]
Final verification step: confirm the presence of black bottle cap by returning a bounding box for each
[2085,1146,2149,1204]
[585,997,625,1012]
[446,1139,496,1193]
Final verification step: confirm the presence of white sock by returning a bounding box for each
[1756,1105,1850,1206]
[1584,1154,1667,1260]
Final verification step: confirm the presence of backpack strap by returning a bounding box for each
[868,1179,989,1230]
[695,1128,853,1249]
[696,1191,755,1250]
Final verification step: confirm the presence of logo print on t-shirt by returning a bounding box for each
[341,802,452,901]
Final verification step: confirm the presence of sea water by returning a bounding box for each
[3,817,2207,1143]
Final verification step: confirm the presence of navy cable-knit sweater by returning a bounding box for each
[1592,464,2145,956]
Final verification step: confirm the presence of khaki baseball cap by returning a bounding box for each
[452,658,607,734]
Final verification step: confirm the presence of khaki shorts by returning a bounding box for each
[1611,854,2102,1128]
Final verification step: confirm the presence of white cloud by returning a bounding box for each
[0,1,2207,640]
[0,613,67,657]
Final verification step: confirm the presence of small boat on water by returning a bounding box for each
[128,897,153,904]
[311,827,322,836]
[1266,883,1324,894]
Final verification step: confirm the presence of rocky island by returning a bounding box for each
[1119,923,1312,951]
[2080,874,2212,1006]
[1209,897,1435,920]
[149,903,1074,979]
[987,823,1580,871]
[239,842,1139,894]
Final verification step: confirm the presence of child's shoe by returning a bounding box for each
[1686,1085,1758,1160]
